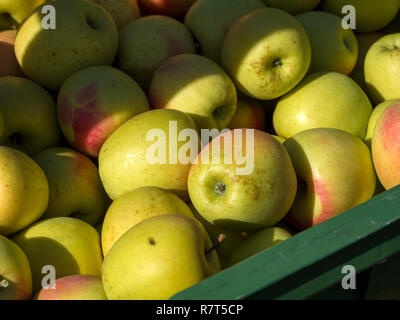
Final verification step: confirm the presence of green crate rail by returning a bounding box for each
[171,185,400,300]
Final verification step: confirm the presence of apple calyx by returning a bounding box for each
[272,58,283,68]
[214,182,226,196]
[205,233,226,256]
[0,279,9,288]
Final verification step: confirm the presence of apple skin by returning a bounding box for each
[321,0,400,33]
[57,66,149,157]
[0,76,61,155]
[350,32,383,93]
[12,217,103,295]
[263,0,320,14]
[32,147,109,226]
[0,30,23,77]
[296,11,358,75]
[149,53,237,131]
[101,186,194,257]
[371,101,400,190]
[273,72,373,139]
[227,227,291,267]
[0,0,44,29]
[284,128,376,230]
[99,109,199,201]
[228,95,265,131]
[92,0,140,30]
[221,8,311,101]
[184,0,266,63]
[118,15,196,91]
[14,0,119,90]
[188,129,297,232]
[34,275,107,300]
[138,0,196,18]
[0,146,49,236]
[0,235,32,300]
[365,99,400,147]
[102,214,220,300]
[364,33,400,105]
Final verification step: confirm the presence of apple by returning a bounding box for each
[149,53,237,130]
[221,8,311,101]
[228,95,266,130]
[227,227,291,267]
[92,0,140,30]
[382,11,400,34]
[137,0,196,18]
[0,146,49,236]
[284,128,376,230]
[0,0,44,30]
[99,109,199,201]
[273,72,373,139]
[12,217,103,295]
[33,147,109,226]
[296,11,358,75]
[263,0,320,15]
[188,129,297,232]
[365,99,399,147]
[184,0,266,63]
[0,235,32,300]
[0,76,61,155]
[14,0,119,90]
[118,15,196,91]
[57,65,149,157]
[102,214,220,300]
[371,101,400,190]
[364,33,400,105]
[101,186,194,256]
[34,275,107,300]
[272,135,286,144]
[321,0,400,33]
[350,32,383,92]
[189,203,250,269]
[0,30,23,77]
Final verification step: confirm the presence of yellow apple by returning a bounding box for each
[0,0,44,30]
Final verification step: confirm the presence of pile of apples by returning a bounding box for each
[1,0,400,300]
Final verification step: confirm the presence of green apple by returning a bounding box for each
[0,0,44,30]
[188,129,297,232]
[273,72,373,139]
[33,147,109,226]
[118,15,196,91]
[15,0,119,90]
[0,76,61,155]
[0,235,32,300]
[228,95,265,130]
[263,0,320,14]
[12,217,103,295]
[138,0,196,18]
[101,186,194,256]
[0,146,49,236]
[184,0,266,63]
[149,54,237,130]
[371,101,400,190]
[227,227,291,267]
[284,128,376,230]
[365,99,399,147]
[296,11,358,75]
[99,109,199,201]
[221,8,311,100]
[0,30,23,77]
[189,203,250,269]
[321,0,400,33]
[57,66,149,157]
[34,275,107,300]
[364,33,400,105]
[102,214,220,300]
[350,32,383,92]
[92,0,140,30]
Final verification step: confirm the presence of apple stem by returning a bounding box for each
[206,233,227,256]
[0,279,9,288]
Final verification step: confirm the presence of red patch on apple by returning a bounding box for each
[312,177,336,226]
[74,82,98,105]
[58,96,73,124]
[379,104,400,152]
